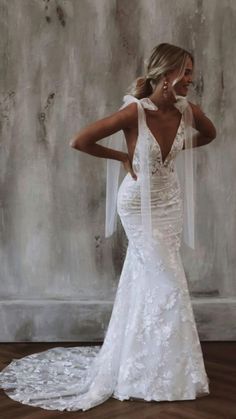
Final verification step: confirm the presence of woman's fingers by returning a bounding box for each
[122,157,137,180]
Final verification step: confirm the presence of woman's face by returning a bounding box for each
[168,55,194,97]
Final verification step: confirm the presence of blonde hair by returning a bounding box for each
[126,43,194,99]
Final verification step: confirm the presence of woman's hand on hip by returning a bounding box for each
[122,154,137,180]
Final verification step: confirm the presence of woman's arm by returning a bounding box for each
[69,103,137,163]
[188,102,217,148]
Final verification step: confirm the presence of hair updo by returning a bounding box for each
[126,43,194,99]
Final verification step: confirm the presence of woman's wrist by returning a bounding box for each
[120,152,129,163]
[189,102,205,123]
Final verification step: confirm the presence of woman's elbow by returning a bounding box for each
[206,124,217,142]
[205,132,216,146]
[69,137,83,150]
[210,127,217,141]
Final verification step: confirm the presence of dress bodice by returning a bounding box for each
[126,96,185,178]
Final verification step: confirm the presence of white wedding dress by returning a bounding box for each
[0,96,210,411]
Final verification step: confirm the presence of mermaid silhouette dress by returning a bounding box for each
[0,96,210,411]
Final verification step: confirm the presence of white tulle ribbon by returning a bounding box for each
[174,95,189,113]
[174,95,196,250]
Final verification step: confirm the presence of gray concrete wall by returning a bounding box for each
[0,0,235,341]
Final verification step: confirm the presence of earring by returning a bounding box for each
[162,80,169,98]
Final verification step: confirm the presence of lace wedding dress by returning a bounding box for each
[0,96,210,411]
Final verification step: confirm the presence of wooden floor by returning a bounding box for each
[0,341,235,419]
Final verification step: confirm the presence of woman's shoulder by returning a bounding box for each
[118,100,139,128]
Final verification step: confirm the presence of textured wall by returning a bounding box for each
[0,0,235,341]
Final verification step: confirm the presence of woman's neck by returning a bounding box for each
[148,92,178,113]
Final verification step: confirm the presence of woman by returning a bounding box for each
[0,43,216,411]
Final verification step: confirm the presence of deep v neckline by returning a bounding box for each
[146,115,183,165]
[142,97,183,165]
